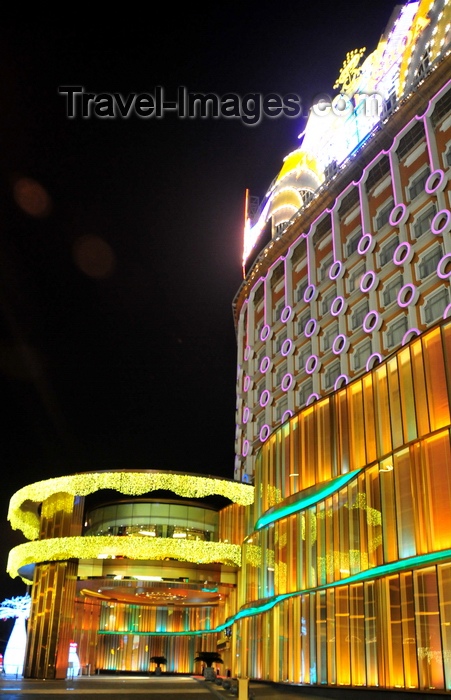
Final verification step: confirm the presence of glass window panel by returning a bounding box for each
[438,563,451,691]
[414,568,444,691]
[400,572,419,689]
[374,365,393,457]
[362,374,377,464]
[335,586,351,685]
[398,347,418,443]
[348,381,366,469]
[387,357,403,449]
[393,448,417,558]
[422,432,451,550]
[380,460,398,563]
[423,328,450,430]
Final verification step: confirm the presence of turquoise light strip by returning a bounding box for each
[97,548,451,636]
[254,469,363,531]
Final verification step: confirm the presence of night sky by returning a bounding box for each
[0,2,399,605]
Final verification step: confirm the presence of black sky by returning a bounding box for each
[0,3,399,600]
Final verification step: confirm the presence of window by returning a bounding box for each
[257,412,266,432]
[446,146,451,168]
[347,227,362,256]
[298,344,311,370]
[298,311,310,334]
[419,245,442,279]
[424,288,449,324]
[323,322,338,351]
[383,275,403,306]
[353,339,372,371]
[274,301,285,323]
[276,362,287,386]
[431,87,451,127]
[320,255,333,282]
[324,360,341,389]
[365,155,390,193]
[379,236,399,266]
[275,330,287,353]
[296,280,308,302]
[257,380,266,400]
[413,204,437,238]
[276,397,289,421]
[348,261,366,292]
[299,379,313,406]
[352,300,369,330]
[376,199,394,230]
[397,121,425,160]
[408,167,430,200]
[386,315,408,348]
[321,288,336,315]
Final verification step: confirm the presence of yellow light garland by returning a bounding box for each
[7,535,242,583]
[8,471,254,540]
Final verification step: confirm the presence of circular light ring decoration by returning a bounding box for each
[306,392,319,406]
[259,389,271,408]
[259,356,271,374]
[329,260,344,281]
[389,203,408,227]
[393,241,413,266]
[303,284,318,303]
[366,352,382,372]
[281,338,294,357]
[243,375,251,392]
[402,328,420,346]
[304,318,318,337]
[438,254,451,279]
[242,439,250,457]
[334,374,349,391]
[358,234,375,255]
[330,296,347,317]
[431,209,451,236]
[8,472,255,540]
[7,537,242,583]
[259,424,271,442]
[397,283,419,308]
[305,354,320,375]
[260,324,271,342]
[362,310,382,333]
[280,305,293,323]
[281,409,293,423]
[281,373,294,392]
[360,271,378,293]
[425,169,446,194]
[444,303,451,319]
[332,334,349,355]
[242,406,250,424]
[244,346,252,361]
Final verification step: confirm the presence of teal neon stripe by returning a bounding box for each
[254,469,363,531]
[96,549,451,637]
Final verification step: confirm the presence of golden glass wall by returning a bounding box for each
[241,320,451,691]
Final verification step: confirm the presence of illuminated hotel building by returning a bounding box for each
[6,0,451,693]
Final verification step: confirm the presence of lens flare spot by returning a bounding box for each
[13,177,52,218]
[72,235,116,279]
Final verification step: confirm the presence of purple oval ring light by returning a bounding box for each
[330,296,346,316]
[260,356,271,373]
[366,352,382,372]
[363,310,381,333]
[244,345,252,361]
[397,283,418,308]
[242,406,250,424]
[332,334,348,355]
[242,440,250,457]
[259,389,271,408]
[306,392,319,406]
[304,318,318,337]
[334,374,349,391]
[281,373,294,392]
[437,253,451,279]
[389,203,407,227]
[304,284,317,303]
[360,270,378,293]
[305,354,319,375]
[260,324,271,342]
[425,169,445,194]
[243,375,251,392]
[402,328,420,346]
[280,305,293,323]
[281,338,293,356]
[431,209,451,236]
[393,241,412,266]
[259,424,270,442]
[281,409,293,423]
[358,234,374,255]
[329,260,343,280]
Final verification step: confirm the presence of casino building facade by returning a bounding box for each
[6,0,451,693]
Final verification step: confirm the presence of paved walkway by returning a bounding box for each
[0,673,446,699]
